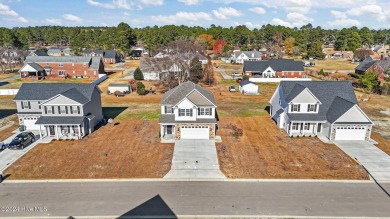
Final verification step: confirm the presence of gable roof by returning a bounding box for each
[244,59,304,72]
[355,60,376,72]
[239,80,257,86]
[89,57,102,69]
[279,81,362,123]
[31,51,48,56]
[234,51,262,59]
[25,56,92,63]
[14,83,99,103]
[20,62,45,72]
[160,81,216,106]
[84,50,117,59]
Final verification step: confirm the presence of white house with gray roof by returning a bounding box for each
[269,81,373,141]
[14,83,103,140]
[234,51,262,64]
[159,81,218,141]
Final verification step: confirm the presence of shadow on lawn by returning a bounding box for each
[0,82,10,87]
[117,195,177,219]
[102,107,128,119]
[0,109,17,120]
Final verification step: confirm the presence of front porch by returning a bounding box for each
[160,124,176,143]
[38,124,85,140]
[288,122,322,137]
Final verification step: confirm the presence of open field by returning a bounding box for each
[4,120,174,179]
[216,116,369,179]
[0,73,18,80]
[304,59,358,71]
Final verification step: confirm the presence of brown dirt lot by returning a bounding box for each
[5,120,174,179]
[372,133,390,156]
[216,116,369,180]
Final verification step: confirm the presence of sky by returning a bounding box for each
[1,0,390,29]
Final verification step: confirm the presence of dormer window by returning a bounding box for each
[308,104,317,112]
[291,104,300,112]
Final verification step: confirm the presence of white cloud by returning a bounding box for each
[212,7,242,20]
[261,0,313,14]
[86,0,131,9]
[328,18,361,27]
[0,3,28,23]
[152,11,212,24]
[271,18,292,27]
[141,0,163,5]
[249,7,266,15]
[123,12,130,16]
[330,10,347,19]
[178,0,199,5]
[46,18,62,25]
[63,14,83,23]
[270,12,313,28]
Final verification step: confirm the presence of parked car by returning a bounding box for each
[0,142,6,151]
[229,86,236,92]
[8,132,35,150]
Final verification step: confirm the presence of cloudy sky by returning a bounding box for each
[1,0,390,29]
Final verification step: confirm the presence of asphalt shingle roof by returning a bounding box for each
[355,60,375,72]
[280,81,362,123]
[14,83,97,102]
[244,59,304,72]
[160,81,216,106]
[25,56,92,63]
[35,116,85,125]
[60,88,90,104]
[84,50,117,59]
[239,80,257,86]
[234,51,262,59]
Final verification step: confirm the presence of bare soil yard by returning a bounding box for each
[0,72,17,80]
[216,116,369,179]
[5,120,174,179]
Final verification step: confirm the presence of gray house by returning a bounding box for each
[269,81,373,141]
[14,83,103,140]
[159,81,218,142]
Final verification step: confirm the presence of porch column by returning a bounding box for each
[160,125,164,139]
[39,125,42,139]
[36,71,38,80]
[55,125,59,140]
[289,122,292,136]
[315,123,318,135]
[302,122,305,136]
[78,125,81,139]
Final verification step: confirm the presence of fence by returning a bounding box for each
[249,77,312,83]
[92,74,108,85]
[0,89,19,95]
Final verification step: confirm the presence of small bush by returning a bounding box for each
[136,81,146,95]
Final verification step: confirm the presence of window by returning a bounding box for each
[59,106,67,114]
[58,63,63,67]
[58,70,66,76]
[304,123,310,130]
[84,71,87,75]
[164,106,173,114]
[46,106,54,114]
[198,108,212,116]
[308,104,317,112]
[83,63,87,67]
[292,123,299,130]
[72,63,74,66]
[22,101,31,109]
[179,109,192,117]
[94,71,97,75]
[71,106,79,114]
[291,104,300,112]
[38,101,41,109]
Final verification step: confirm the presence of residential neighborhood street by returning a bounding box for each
[0,181,389,218]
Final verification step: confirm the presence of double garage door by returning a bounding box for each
[334,125,367,141]
[181,125,210,139]
[23,117,40,130]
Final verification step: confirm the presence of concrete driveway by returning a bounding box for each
[334,141,390,182]
[164,140,226,179]
[0,131,40,173]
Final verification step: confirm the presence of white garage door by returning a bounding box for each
[334,126,367,141]
[181,126,209,139]
[23,118,40,130]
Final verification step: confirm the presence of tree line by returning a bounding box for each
[1,23,389,57]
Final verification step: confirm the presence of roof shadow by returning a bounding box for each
[102,107,128,119]
[117,195,177,219]
[0,109,17,120]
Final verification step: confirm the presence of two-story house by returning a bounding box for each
[20,56,105,80]
[83,50,121,65]
[243,59,304,79]
[234,51,263,64]
[159,81,218,141]
[269,81,374,141]
[14,83,103,140]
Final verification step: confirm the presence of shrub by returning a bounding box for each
[242,75,249,81]
[134,67,144,80]
[136,81,146,95]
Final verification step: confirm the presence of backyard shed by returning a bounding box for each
[108,83,131,94]
[239,80,259,95]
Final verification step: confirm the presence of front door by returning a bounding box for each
[317,124,322,132]
[49,126,55,136]
[167,125,173,134]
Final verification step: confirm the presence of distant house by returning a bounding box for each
[324,50,353,59]
[108,83,131,94]
[238,80,259,95]
[178,52,208,65]
[366,44,386,55]
[159,81,218,141]
[234,51,262,64]
[47,48,73,57]
[140,56,188,81]
[14,83,103,140]
[269,81,373,141]
[21,56,105,80]
[355,60,389,80]
[28,50,48,57]
[83,50,121,65]
[243,59,305,79]
[130,47,146,58]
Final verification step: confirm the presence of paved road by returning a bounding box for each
[215,68,233,80]
[334,141,390,181]
[164,140,225,179]
[0,131,40,172]
[0,181,389,218]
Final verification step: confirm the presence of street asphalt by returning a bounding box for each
[0,181,389,218]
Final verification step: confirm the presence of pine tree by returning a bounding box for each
[134,67,144,80]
